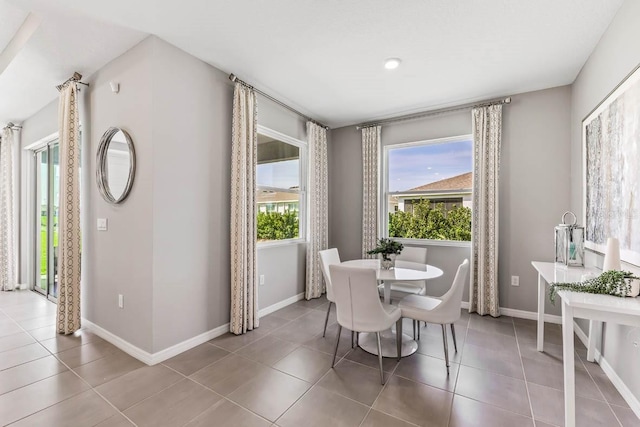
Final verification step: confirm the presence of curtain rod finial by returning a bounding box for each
[229,74,237,82]
[504,97,512,104]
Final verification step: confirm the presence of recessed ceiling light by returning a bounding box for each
[384,58,401,70]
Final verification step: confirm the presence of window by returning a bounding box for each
[256,127,306,243]
[383,135,473,243]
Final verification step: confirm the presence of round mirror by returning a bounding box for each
[96,127,136,204]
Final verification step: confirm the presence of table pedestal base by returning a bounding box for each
[358,329,418,358]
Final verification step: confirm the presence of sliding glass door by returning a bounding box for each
[34,142,59,301]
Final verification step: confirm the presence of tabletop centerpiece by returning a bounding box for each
[367,238,404,270]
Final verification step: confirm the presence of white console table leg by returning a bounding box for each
[587,320,602,362]
[537,273,545,352]
[562,300,576,427]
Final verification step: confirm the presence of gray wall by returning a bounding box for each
[329,86,571,313]
[570,0,640,404]
[17,36,308,354]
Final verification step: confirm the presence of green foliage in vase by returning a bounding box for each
[257,211,299,241]
[388,199,471,241]
[367,238,404,261]
[549,270,638,304]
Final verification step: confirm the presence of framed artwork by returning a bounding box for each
[583,63,640,266]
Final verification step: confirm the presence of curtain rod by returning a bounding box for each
[356,97,512,130]
[2,122,22,131]
[228,74,329,130]
[56,71,89,92]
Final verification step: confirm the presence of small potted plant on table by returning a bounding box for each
[367,238,404,270]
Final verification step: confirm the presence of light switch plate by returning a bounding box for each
[97,218,108,231]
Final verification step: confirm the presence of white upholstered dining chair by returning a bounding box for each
[398,259,469,375]
[329,264,402,384]
[318,248,341,337]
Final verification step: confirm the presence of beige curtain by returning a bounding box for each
[362,126,381,258]
[0,128,17,291]
[305,122,328,300]
[469,105,502,317]
[56,83,82,334]
[230,82,259,335]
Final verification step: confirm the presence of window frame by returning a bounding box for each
[381,134,473,248]
[256,125,308,247]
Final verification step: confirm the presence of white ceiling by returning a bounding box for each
[3,0,625,128]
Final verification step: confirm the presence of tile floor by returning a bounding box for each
[0,290,638,426]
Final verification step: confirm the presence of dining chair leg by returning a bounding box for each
[413,320,416,340]
[332,324,342,367]
[376,332,385,385]
[396,319,403,362]
[351,330,355,348]
[417,322,421,341]
[450,323,458,353]
[356,332,360,348]
[322,302,332,337]
[441,324,450,375]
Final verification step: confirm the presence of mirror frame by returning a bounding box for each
[96,127,136,204]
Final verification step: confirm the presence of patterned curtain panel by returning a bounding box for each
[57,83,82,334]
[305,122,328,300]
[230,82,259,335]
[469,105,502,317]
[362,126,381,258]
[0,128,17,291]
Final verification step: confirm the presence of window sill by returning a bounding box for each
[257,238,306,249]
[393,238,471,248]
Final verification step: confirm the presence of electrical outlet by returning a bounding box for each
[118,294,124,309]
[511,276,520,286]
[259,275,265,286]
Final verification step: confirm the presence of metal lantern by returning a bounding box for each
[555,211,585,267]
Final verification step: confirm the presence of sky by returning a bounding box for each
[256,138,472,191]
[388,139,472,192]
[257,159,299,189]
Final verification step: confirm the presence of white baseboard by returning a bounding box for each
[81,292,304,366]
[459,301,561,324]
[573,321,640,419]
[258,292,305,317]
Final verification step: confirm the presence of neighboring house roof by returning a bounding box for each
[257,190,299,203]
[407,172,472,192]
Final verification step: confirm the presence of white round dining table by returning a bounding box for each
[340,259,444,358]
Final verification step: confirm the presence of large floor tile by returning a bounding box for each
[227,368,311,422]
[277,386,368,427]
[302,323,353,358]
[611,405,640,427]
[97,364,184,410]
[273,346,333,383]
[0,320,23,338]
[373,375,453,427]
[455,365,530,416]
[465,328,519,357]
[163,343,229,376]
[521,356,602,400]
[591,370,630,407]
[95,414,135,427]
[186,399,271,427]
[528,382,620,427]
[449,394,534,427]
[256,313,291,333]
[0,371,88,426]
[0,355,67,395]
[460,342,524,379]
[27,325,58,341]
[414,331,463,364]
[394,352,459,392]
[209,329,269,352]
[10,389,117,427]
[17,315,56,331]
[317,359,385,406]
[190,354,270,396]
[271,305,315,320]
[468,314,515,336]
[360,410,416,427]
[0,331,35,353]
[38,329,101,354]
[124,379,220,427]
[237,335,299,366]
[56,339,121,368]
[73,351,145,386]
[0,342,49,371]
[344,347,399,373]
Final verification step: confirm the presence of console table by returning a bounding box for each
[532,261,640,427]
